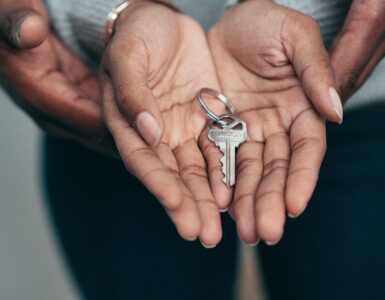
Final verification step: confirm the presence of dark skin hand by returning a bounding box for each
[329,0,385,101]
[0,0,116,157]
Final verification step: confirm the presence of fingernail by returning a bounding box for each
[329,87,343,124]
[9,16,25,47]
[134,112,162,146]
[247,240,260,247]
[265,238,281,246]
[288,205,307,219]
[201,243,217,249]
[228,210,235,221]
[219,208,228,213]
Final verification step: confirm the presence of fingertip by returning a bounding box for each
[199,230,222,249]
[232,197,258,244]
[285,175,316,218]
[213,187,232,211]
[199,218,222,247]
[256,213,284,245]
[199,206,223,248]
[134,111,163,147]
[236,225,259,246]
[328,87,344,124]
[176,217,201,242]
[287,204,307,219]
[286,197,308,219]
[201,242,217,249]
[18,12,47,48]
[305,83,343,124]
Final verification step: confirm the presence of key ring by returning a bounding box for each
[197,88,236,127]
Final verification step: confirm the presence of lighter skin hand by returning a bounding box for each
[209,0,332,245]
[100,2,233,248]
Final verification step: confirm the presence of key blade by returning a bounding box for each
[218,142,228,186]
[219,141,235,188]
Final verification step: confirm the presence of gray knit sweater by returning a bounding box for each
[46,0,385,110]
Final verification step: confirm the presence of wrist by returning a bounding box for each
[105,0,179,43]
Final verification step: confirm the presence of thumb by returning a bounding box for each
[329,0,385,100]
[102,39,164,147]
[0,6,48,48]
[284,13,343,124]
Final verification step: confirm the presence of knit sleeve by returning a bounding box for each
[46,0,121,60]
[46,0,235,62]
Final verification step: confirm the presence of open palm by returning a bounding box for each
[0,0,113,155]
[209,0,336,245]
[100,2,228,247]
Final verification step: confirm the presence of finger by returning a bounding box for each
[255,132,289,245]
[232,141,264,245]
[356,40,385,88]
[102,35,164,146]
[284,13,343,124]
[0,6,48,48]
[199,131,233,210]
[286,108,326,218]
[50,36,100,101]
[100,73,184,212]
[0,49,104,140]
[174,140,222,248]
[156,143,201,241]
[329,0,385,100]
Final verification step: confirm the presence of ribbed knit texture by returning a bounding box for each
[275,0,351,47]
[47,0,235,59]
[46,0,385,109]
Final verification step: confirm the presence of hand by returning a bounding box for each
[209,0,339,245]
[100,2,228,247]
[0,0,116,156]
[329,0,385,101]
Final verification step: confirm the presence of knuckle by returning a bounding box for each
[236,157,262,175]
[291,136,324,153]
[263,158,288,178]
[179,164,207,179]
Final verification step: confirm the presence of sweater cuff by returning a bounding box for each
[68,0,122,58]
[47,0,121,60]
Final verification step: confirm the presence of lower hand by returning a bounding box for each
[329,0,385,101]
[0,0,116,157]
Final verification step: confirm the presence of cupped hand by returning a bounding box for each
[209,0,340,245]
[329,0,385,101]
[0,0,115,156]
[100,1,229,247]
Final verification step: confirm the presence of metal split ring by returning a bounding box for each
[196,88,236,127]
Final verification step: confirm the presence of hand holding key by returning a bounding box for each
[100,1,228,247]
[209,0,339,245]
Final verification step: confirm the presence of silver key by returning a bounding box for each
[208,115,247,187]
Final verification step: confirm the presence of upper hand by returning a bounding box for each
[100,1,229,247]
[329,0,385,101]
[0,0,116,157]
[209,0,338,245]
